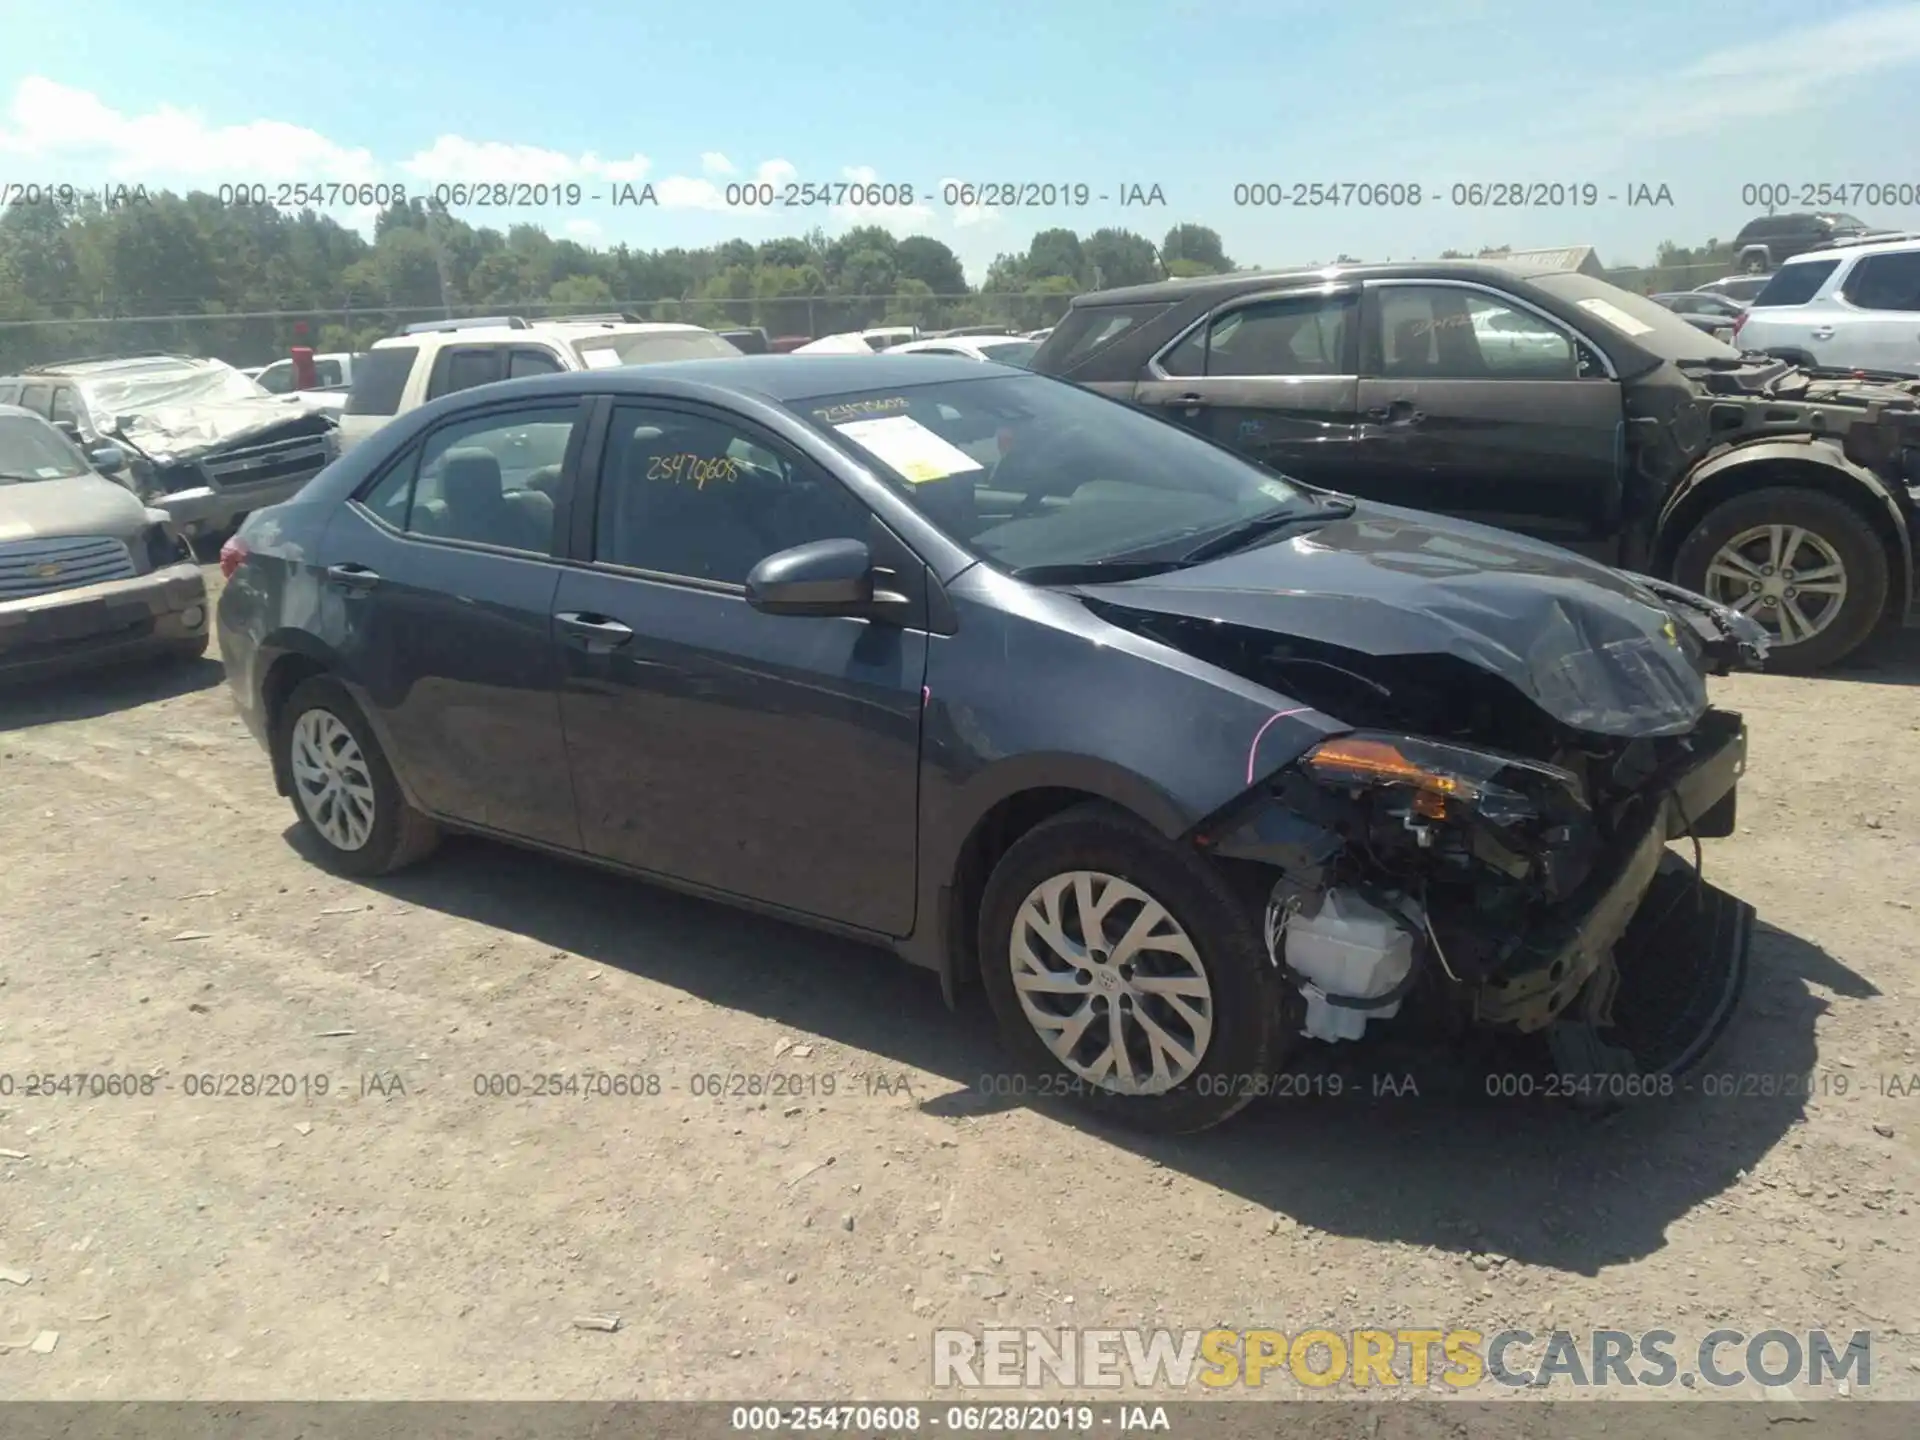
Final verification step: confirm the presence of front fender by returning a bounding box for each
[1656,438,1915,615]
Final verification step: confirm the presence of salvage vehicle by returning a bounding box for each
[1733,234,1920,378]
[1692,275,1772,305]
[1032,261,1920,671]
[218,355,1764,1133]
[1651,291,1744,342]
[0,355,341,548]
[337,315,741,452]
[0,403,207,682]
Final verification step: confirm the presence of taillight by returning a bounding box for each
[218,535,249,580]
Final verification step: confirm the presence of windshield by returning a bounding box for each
[792,372,1306,573]
[1532,273,1741,362]
[0,413,90,483]
[573,331,742,367]
[976,340,1039,367]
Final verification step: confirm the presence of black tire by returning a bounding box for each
[977,803,1287,1134]
[274,676,440,877]
[1671,486,1888,674]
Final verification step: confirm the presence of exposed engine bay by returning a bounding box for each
[1123,594,1764,1096]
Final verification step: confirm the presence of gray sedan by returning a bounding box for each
[0,404,209,683]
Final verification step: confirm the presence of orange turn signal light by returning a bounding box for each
[1304,737,1469,797]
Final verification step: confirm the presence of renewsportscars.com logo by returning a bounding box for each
[932,1327,1875,1391]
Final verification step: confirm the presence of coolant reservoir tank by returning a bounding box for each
[1283,888,1419,1043]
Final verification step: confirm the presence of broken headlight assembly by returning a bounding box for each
[1302,731,1586,836]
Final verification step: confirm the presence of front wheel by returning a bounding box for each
[1672,487,1888,673]
[274,676,440,876]
[977,804,1286,1134]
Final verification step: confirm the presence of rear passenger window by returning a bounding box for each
[345,346,417,416]
[507,348,564,378]
[1841,251,1920,311]
[430,348,504,399]
[357,404,577,553]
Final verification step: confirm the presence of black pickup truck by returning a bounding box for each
[1031,260,1920,671]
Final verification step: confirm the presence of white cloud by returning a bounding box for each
[0,76,379,180]
[829,164,936,236]
[564,219,603,241]
[701,152,735,176]
[398,136,649,185]
[655,158,799,212]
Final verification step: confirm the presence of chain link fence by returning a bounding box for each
[0,258,1741,374]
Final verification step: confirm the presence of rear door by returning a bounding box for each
[1837,249,1920,375]
[1742,258,1847,363]
[1132,288,1364,486]
[1351,279,1624,550]
[318,396,588,849]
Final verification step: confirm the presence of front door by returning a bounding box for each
[319,397,587,849]
[1131,289,1365,488]
[554,400,926,935]
[1352,281,1625,552]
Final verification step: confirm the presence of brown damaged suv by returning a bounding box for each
[1031,261,1920,672]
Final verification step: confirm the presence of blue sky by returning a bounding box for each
[3,0,1918,284]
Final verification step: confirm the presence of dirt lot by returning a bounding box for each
[2,563,1917,1402]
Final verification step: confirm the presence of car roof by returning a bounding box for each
[6,354,210,378]
[1781,233,1920,264]
[430,352,1020,406]
[0,401,43,419]
[1068,259,1580,307]
[372,321,713,349]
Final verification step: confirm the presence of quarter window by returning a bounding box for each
[594,406,870,585]
[1370,287,1577,380]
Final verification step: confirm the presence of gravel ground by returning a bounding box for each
[1,565,1916,1402]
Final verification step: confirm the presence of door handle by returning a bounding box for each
[1365,400,1424,425]
[555,611,635,652]
[1174,392,1210,409]
[1810,328,1835,340]
[325,563,379,590]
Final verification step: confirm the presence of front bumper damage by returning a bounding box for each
[0,561,208,683]
[1203,706,1754,1087]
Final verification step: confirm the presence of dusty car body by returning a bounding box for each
[217,356,1764,1132]
[0,404,208,683]
[1032,261,1920,672]
[0,355,340,544]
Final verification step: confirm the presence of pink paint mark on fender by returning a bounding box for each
[922,685,931,708]
[1246,708,1310,785]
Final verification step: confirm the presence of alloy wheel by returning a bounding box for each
[289,709,376,851]
[1008,870,1214,1095]
[1702,523,1847,648]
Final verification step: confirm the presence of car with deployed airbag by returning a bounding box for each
[216,355,1768,1132]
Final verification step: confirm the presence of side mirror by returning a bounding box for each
[745,538,874,617]
[114,414,139,434]
[88,444,126,474]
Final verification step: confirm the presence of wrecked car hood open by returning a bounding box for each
[1076,503,1763,741]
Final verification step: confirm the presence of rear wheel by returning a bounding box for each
[274,676,439,876]
[1672,487,1888,673]
[977,804,1285,1134]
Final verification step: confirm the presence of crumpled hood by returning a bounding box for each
[1076,503,1737,738]
[122,399,333,460]
[0,472,149,542]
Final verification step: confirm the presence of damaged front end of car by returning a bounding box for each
[1148,602,1763,1093]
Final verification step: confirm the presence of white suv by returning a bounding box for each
[338,315,741,450]
[1735,235,1920,376]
